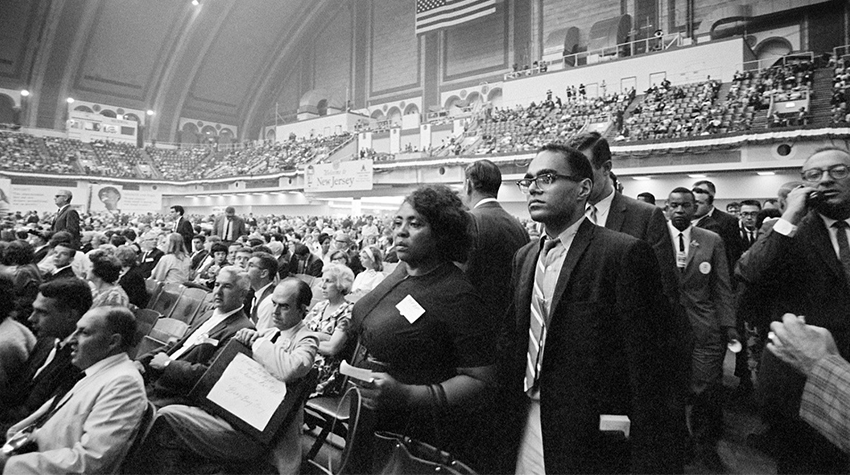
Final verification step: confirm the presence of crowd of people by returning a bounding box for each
[1,133,849,474]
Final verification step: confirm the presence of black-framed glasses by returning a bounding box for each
[516,173,580,193]
[801,164,850,182]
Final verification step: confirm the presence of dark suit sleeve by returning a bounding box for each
[735,225,791,287]
[646,206,680,303]
[308,258,323,277]
[615,240,670,473]
[67,209,81,243]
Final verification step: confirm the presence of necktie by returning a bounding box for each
[525,238,561,392]
[224,220,231,241]
[834,221,850,281]
[586,205,598,225]
[679,233,685,252]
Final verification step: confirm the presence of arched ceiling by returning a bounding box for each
[0,0,337,142]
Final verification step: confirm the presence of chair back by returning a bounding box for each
[147,317,189,344]
[119,401,156,474]
[144,279,163,308]
[336,386,367,475]
[129,308,162,358]
[167,292,204,325]
[149,283,184,316]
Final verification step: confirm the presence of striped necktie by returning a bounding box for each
[524,238,561,392]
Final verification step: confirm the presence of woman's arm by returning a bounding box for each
[317,327,348,356]
[361,364,496,410]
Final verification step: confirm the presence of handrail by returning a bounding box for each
[504,33,684,81]
[735,51,815,73]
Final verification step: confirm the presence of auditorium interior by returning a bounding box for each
[1,0,850,473]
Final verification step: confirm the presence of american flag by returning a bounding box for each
[415,0,497,36]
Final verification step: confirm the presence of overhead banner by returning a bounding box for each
[305,159,373,193]
[90,184,162,214]
[9,184,88,214]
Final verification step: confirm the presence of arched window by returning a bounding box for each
[219,128,235,145]
[181,123,200,144]
[100,109,117,118]
[317,99,328,116]
[73,105,94,113]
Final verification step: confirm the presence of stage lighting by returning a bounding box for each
[66,97,75,104]
[20,90,30,97]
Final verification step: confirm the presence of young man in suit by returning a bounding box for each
[49,190,80,249]
[1,306,147,474]
[213,207,247,243]
[737,147,850,473]
[666,187,737,469]
[0,279,93,428]
[692,179,744,276]
[43,242,76,282]
[169,205,194,252]
[136,266,254,408]
[500,144,671,474]
[189,234,209,273]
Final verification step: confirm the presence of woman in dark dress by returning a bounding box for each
[116,244,149,308]
[349,185,496,470]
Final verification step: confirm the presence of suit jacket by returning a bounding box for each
[708,207,743,279]
[50,206,80,248]
[32,245,50,266]
[5,353,146,475]
[119,265,150,308]
[42,266,76,282]
[190,249,209,271]
[137,248,164,279]
[0,338,81,424]
[174,217,194,251]
[466,201,529,322]
[289,253,323,278]
[213,215,247,241]
[736,210,850,465]
[138,309,253,407]
[605,192,680,305]
[500,220,670,474]
[678,227,734,344]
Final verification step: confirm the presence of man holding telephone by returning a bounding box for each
[737,146,850,473]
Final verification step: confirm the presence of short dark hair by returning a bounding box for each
[2,240,34,266]
[538,143,594,182]
[756,208,782,228]
[110,235,127,247]
[101,306,137,350]
[403,185,472,263]
[90,250,122,284]
[50,231,74,248]
[318,233,330,245]
[252,251,278,277]
[568,131,611,168]
[294,244,310,257]
[39,278,93,318]
[122,229,137,242]
[692,187,714,204]
[636,192,656,205]
[281,278,312,310]
[692,180,716,196]
[763,198,779,207]
[465,160,502,197]
[171,205,185,216]
[252,245,273,254]
[740,199,762,209]
[670,187,696,201]
[210,243,229,255]
[193,234,206,243]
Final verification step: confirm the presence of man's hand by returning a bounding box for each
[767,313,839,376]
[149,352,172,371]
[235,328,259,346]
[725,327,740,345]
[781,185,816,225]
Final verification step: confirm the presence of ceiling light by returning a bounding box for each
[757,171,775,176]
[632,176,650,181]
[66,97,75,104]
[146,110,155,116]
[191,0,199,5]
[20,90,30,97]
[688,174,706,178]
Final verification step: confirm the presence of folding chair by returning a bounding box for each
[144,280,163,310]
[120,401,157,474]
[129,308,162,358]
[149,283,184,316]
[304,386,367,475]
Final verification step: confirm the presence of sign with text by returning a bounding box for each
[90,184,162,214]
[8,184,88,214]
[305,159,373,193]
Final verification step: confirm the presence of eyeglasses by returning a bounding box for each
[740,212,759,217]
[801,164,850,182]
[516,173,581,193]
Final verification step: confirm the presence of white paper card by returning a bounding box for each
[340,360,376,382]
[396,294,425,324]
[206,352,287,431]
[599,414,631,438]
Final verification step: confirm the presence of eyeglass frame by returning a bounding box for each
[516,173,583,193]
[800,164,850,182]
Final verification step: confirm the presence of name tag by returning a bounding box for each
[396,295,425,324]
[144,258,154,263]
[676,251,687,268]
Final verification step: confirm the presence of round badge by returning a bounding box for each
[699,262,711,274]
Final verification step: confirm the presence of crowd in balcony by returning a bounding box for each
[1,131,77,174]
[145,146,212,180]
[831,55,850,125]
[88,140,144,178]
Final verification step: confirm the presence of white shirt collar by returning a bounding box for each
[254,281,275,297]
[667,221,692,249]
[82,353,127,378]
[473,197,498,209]
[588,189,615,226]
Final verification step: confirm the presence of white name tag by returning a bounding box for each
[599,414,631,438]
[676,251,687,269]
[396,294,425,324]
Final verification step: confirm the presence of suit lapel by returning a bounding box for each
[686,229,699,269]
[804,213,845,282]
[549,220,594,319]
[604,192,626,232]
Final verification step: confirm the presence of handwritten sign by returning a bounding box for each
[206,352,288,431]
[305,159,373,193]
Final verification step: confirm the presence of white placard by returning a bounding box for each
[206,352,288,431]
[304,159,373,193]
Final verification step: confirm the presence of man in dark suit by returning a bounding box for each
[289,244,323,277]
[500,144,670,474]
[50,190,80,248]
[0,278,92,428]
[27,229,51,264]
[213,206,247,243]
[738,199,762,252]
[737,147,850,473]
[42,242,77,282]
[666,187,737,469]
[460,159,529,323]
[169,205,194,251]
[137,265,254,408]
[571,132,689,468]
[189,234,209,272]
[692,179,744,276]
[138,233,164,279]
